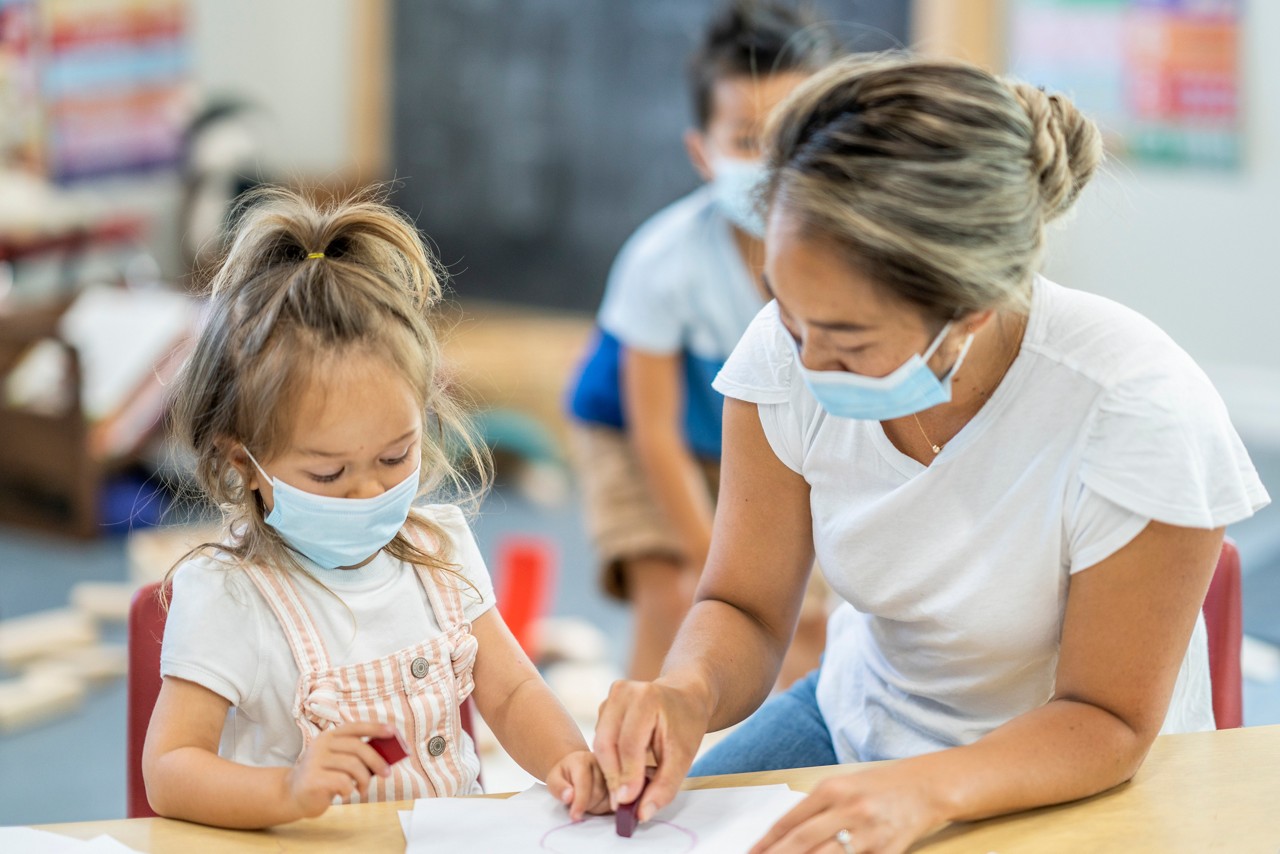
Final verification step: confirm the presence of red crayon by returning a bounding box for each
[368,731,410,766]
[615,777,650,838]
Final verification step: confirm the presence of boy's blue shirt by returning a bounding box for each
[567,186,764,459]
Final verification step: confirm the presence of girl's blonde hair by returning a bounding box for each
[761,53,1103,320]
[168,186,490,584]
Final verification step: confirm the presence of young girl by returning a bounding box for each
[143,189,608,828]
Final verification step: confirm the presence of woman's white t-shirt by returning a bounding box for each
[160,504,495,768]
[713,277,1269,764]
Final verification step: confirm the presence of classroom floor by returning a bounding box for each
[2,459,1279,827]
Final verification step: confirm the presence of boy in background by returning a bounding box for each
[568,0,838,680]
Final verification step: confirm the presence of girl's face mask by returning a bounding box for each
[246,450,420,570]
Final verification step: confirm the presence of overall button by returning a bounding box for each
[410,657,430,678]
[427,736,447,757]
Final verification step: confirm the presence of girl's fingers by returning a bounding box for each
[327,721,397,740]
[321,752,374,795]
[331,736,393,778]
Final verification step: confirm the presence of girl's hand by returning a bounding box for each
[593,679,712,824]
[546,750,610,822]
[284,722,395,818]
[749,762,947,854]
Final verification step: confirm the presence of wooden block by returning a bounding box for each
[27,642,128,687]
[126,523,223,585]
[0,608,97,667]
[70,581,140,623]
[0,670,87,732]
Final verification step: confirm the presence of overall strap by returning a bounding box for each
[241,562,332,673]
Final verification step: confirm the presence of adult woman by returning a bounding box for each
[592,55,1269,854]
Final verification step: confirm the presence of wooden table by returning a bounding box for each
[34,725,1280,852]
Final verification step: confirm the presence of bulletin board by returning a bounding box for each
[0,0,189,182]
[1007,0,1242,169]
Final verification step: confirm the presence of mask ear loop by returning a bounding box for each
[242,447,274,483]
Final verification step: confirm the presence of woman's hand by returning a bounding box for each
[284,722,393,818]
[750,762,947,854]
[593,678,713,823]
[546,750,611,821]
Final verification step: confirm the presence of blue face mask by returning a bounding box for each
[710,155,768,238]
[246,451,420,570]
[789,321,974,421]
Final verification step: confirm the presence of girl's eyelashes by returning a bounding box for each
[309,469,344,484]
[380,450,412,466]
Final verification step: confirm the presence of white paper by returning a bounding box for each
[399,810,412,838]
[0,828,141,854]
[406,783,806,853]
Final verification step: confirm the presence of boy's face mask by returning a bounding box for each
[245,449,420,570]
[709,154,768,238]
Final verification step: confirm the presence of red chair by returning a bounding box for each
[127,582,481,819]
[1202,539,1243,729]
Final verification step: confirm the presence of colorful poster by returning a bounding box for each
[1008,0,1242,168]
[36,0,189,181]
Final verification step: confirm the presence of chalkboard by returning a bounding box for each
[392,1,910,312]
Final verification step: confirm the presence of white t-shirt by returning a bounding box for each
[713,278,1270,764]
[161,504,495,768]
[597,185,764,362]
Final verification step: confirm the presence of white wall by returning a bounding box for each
[188,0,357,176]
[1040,1,1280,446]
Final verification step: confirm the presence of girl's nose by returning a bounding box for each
[347,474,387,500]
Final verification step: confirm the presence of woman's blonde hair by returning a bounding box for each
[762,53,1103,319]
[168,186,490,585]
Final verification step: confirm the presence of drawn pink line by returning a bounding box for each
[539,819,698,853]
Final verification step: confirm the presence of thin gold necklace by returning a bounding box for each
[911,312,1027,456]
[912,413,943,455]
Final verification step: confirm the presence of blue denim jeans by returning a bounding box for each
[689,669,840,776]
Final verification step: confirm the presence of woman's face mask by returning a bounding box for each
[789,322,975,421]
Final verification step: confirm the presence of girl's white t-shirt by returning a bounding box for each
[161,504,495,768]
[713,277,1269,764]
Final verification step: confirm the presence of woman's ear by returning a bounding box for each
[960,309,997,337]
[217,437,261,492]
[685,128,714,183]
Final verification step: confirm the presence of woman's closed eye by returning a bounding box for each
[309,468,344,484]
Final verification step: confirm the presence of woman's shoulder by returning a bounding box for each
[713,300,796,404]
[1030,278,1204,394]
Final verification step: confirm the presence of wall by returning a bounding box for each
[1037,1,1279,446]
[187,0,357,176]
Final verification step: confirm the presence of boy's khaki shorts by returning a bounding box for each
[569,422,719,601]
[569,421,833,616]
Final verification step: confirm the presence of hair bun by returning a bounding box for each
[1011,82,1103,222]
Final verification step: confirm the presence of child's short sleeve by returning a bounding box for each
[597,229,690,355]
[423,504,496,624]
[160,555,266,706]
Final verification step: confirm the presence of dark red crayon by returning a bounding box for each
[368,731,410,766]
[615,777,650,838]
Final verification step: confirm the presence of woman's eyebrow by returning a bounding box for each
[763,273,873,333]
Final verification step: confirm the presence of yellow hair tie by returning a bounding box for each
[306,251,325,259]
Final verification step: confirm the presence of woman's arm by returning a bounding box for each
[622,348,717,564]
[753,520,1225,854]
[594,397,817,816]
[143,677,390,828]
